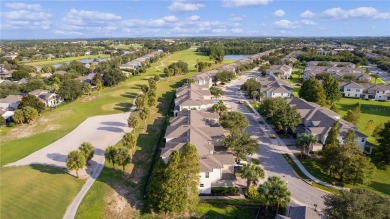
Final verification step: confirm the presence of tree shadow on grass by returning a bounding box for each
[30,164,68,175]
[114,102,133,112]
[121,92,138,99]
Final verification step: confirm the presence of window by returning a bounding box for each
[355,94,358,97]
[361,138,365,142]
[356,89,360,92]
[347,93,350,97]
[205,172,209,178]
[200,184,204,187]
[347,88,351,91]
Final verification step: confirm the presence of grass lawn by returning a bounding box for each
[0,165,85,219]
[194,203,258,219]
[282,154,340,194]
[114,44,143,50]
[22,54,110,66]
[335,98,390,142]
[370,77,385,84]
[296,154,390,196]
[0,48,233,166]
[243,101,255,113]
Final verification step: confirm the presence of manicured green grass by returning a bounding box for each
[0,165,85,219]
[22,54,110,66]
[335,98,390,142]
[0,48,233,166]
[282,154,340,194]
[296,154,390,196]
[194,203,258,219]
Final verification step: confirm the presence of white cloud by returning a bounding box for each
[5,2,42,11]
[274,19,299,29]
[212,28,227,33]
[322,7,390,19]
[162,15,178,22]
[2,10,52,30]
[64,9,121,24]
[301,19,317,25]
[54,30,83,36]
[231,28,243,33]
[274,9,285,17]
[168,1,204,12]
[223,0,273,7]
[300,10,315,18]
[188,15,200,21]
[231,16,243,21]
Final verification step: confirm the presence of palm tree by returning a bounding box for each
[122,132,137,155]
[127,115,139,134]
[66,150,86,178]
[105,146,117,169]
[258,176,291,214]
[296,133,317,158]
[79,142,94,164]
[115,147,131,172]
[241,163,265,187]
[139,107,150,130]
[212,101,227,114]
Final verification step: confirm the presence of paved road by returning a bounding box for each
[223,73,326,211]
[363,65,390,84]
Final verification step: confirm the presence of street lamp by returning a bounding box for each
[314,204,317,212]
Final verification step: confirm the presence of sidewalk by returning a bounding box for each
[244,100,344,190]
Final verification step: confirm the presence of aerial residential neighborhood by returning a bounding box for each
[1,1,390,219]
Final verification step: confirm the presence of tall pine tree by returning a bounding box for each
[299,76,326,106]
[323,74,341,104]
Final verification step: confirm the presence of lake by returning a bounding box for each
[224,55,251,61]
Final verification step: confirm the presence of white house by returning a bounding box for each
[175,83,214,112]
[162,110,235,194]
[29,89,62,107]
[340,82,390,101]
[258,76,293,98]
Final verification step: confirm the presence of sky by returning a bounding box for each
[1,0,390,39]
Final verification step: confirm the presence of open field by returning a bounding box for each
[0,165,85,219]
[22,54,110,66]
[194,203,258,219]
[0,47,233,166]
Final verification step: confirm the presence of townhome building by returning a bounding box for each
[0,94,23,110]
[162,110,235,194]
[303,61,369,82]
[266,65,292,79]
[340,81,390,101]
[287,98,370,153]
[175,83,214,112]
[258,76,293,98]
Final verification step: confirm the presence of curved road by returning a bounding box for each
[223,72,326,211]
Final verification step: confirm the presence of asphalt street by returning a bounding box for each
[223,72,326,211]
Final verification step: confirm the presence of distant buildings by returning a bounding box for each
[304,61,370,82]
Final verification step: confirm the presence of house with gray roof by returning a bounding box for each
[266,65,292,79]
[0,95,22,110]
[304,61,368,82]
[277,206,322,219]
[287,98,370,153]
[258,76,293,98]
[175,83,214,112]
[162,110,235,194]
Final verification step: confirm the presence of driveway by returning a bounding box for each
[6,112,132,177]
[223,72,326,211]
